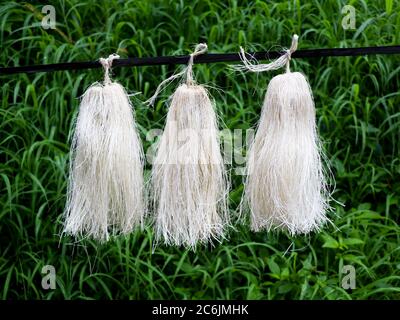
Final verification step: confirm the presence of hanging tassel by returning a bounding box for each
[149,44,230,249]
[63,54,145,242]
[237,35,331,235]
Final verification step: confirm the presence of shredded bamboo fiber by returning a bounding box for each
[244,72,330,234]
[150,44,229,249]
[63,54,144,242]
[239,35,331,235]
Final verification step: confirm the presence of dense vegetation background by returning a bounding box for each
[0,0,399,299]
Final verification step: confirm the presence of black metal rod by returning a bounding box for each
[1,45,400,75]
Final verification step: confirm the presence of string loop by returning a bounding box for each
[145,43,208,106]
[233,34,298,73]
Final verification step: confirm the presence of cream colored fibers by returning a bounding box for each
[149,44,230,249]
[63,54,145,242]
[237,35,331,235]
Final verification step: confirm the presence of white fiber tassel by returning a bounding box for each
[63,54,144,242]
[238,35,331,235]
[148,44,229,249]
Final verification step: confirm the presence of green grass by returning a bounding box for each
[0,0,399,299]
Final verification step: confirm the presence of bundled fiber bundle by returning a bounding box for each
[63,54,144,242]
[148,44,229,249]
[237,35,331,235]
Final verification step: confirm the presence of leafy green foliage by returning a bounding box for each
[0,0,399,299]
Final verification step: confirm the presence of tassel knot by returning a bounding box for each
[145,44,208,106]
[99,53,120,85]
[234,34,299,73]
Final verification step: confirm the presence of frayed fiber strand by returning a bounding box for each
[63,59,144,242]
[244,72,330,235]
[151,83,229,249]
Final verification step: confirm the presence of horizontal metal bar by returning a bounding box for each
[1,45,399,75]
